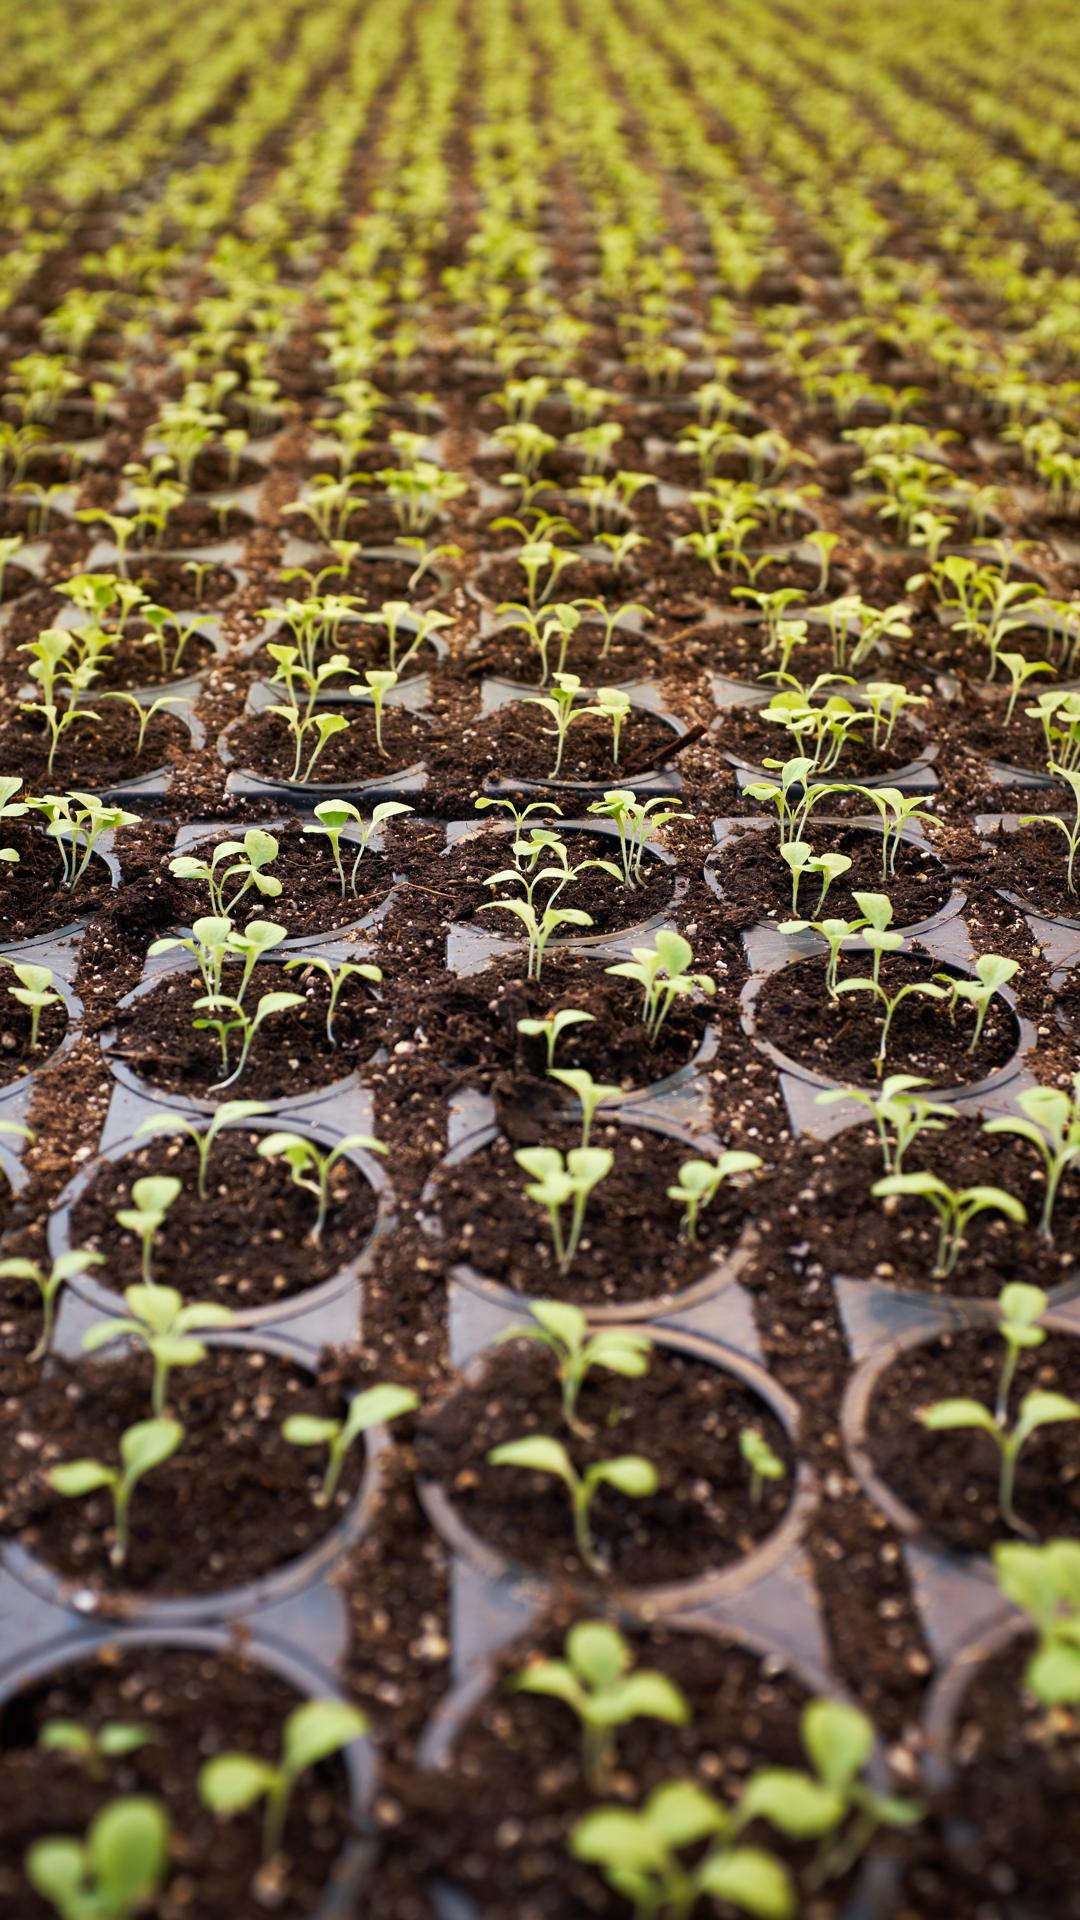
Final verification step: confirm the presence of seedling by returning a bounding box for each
[26,1797,170,1920]
[303,798,412,893]
[105,691,191,758]
[984,1076,1080,1237]
[777,912,867,998]
[606,931,716,1045]
[524,671,607,778]
[740,1428,787,1507]
[83,1285,235,1417]
[510,1620,689,1789]
[351,667,398,756]
[517,1006,595,1069]
[547,1068,623,1148]
[28,792,141,891]
[667,1150,763,1242]
[267,703,349,783]
[481,895,594,981]
[134,1100,269,1199]
[257,1129,386,1242]
[495,1299,652,1436]
[283,953,381,1044]
[0,1248,104,1363]
[834,893,949,1071]
[39,1718,155,1783]
[50,1418,184,1567]
[282,1380,417,1505]
[199,1699,368,1863]
[4,960,61,1050]
[817,1076,955,1173]
[778,842,851,915]
[1022,766,1080,893]
[587,789,684,887]
[571,1778,794,1919]
[856,787,938,882]
[168,829,281,919]
[916,1281,1077,1526]
[740,1699,923,1891]
[993,1539,1080,1706]
[516,1145,614,1273]
[487,1436,657,1574]
[872,1172,1026,1276]
[934,953,1018,1052]
[116,1175,181,1287]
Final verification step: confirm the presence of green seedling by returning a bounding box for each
[303,799,412,894]
[984,1076,1080,1238]
[0,1249,104,1363]
[283,953,381,1044]
[487,1436,657,1575]
[134,1100,269,1200]
[740,1428,787,1508]
[571,1778,794,1920]
[199,1699,368,1863]
[993,1538,1080,1707]
[934,953,1018,1052]
[4,959,61,1049]
[25,792,140,892]
[495,1299,652,1437]
[516,1144,613,1273]
[587,789,684,888]
[282,1381,417,1506]
[667,1150,763,1242]
[606,930,715,1046]
[546,1068,623,1148]
[817,1076,956,1174]
[510,1620,689,1789]
[26,1797,170,1920]
[116,1176,181,1287]
[257,1129,385,1242]
[516,1006,595,1069]
[50,1418,183,1568]
[83,1285,235,1417]
[168,829,280,919]
[39,1719,155,1784]
[872,1172,1026,1277]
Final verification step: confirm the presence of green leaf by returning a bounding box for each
[488,1436,575,1483]
[697,1847,795,1918]
[920,1398,1000,1437]
[88,1796,170,1910]
[25,1836,86,1908]
[570,1807,666,1874]
[119,1418,183,1478]
[51,1459,116,1497]
[741,1767,844,1837]
[282,1414,341,1447]
[645,1779,728,1849]
[1027,1642,1080,1706]
[590,1454,658,1498]
[600,1672,691,1729]
[199,1753,276,1813]
[341,1382,419,1442]
[282,1699,368,1776]
[802,1698,873,1791]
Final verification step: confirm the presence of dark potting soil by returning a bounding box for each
[417,1339,793,1587]
[710,823,952,930]
[674,619,892,687]
[108,962,380,1100]
[83,625,216,691]
[1,1345,366,1594]
[289,549,439,604]
[0,1644,356,1920]
[863,1325,1080,1555]
[715,706,929,781]
[418,1621,863,1920]
[0,994,67,1089]
[0,826,114,939]
[752,953,1019,1088]
[429,1116,753,1305]
[167,829,396,939]
[441,827,676,935]
[768,1118,1080,1299]
[127,560,238,606]
[987,819,1080,919]
[921,1634,1080,1920]
[254,625,440,682]
[68,1128,379,1308]
[0,565,41,605]
[471,702,679,786]
[953,700,1053,774]
[397,950,713,1090]
[131,503,253,548]
[0,706,187,787]
[227,706,427,784]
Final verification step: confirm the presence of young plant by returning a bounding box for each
[517,1006,595,1069]
[993,1538,1080,1706]
[134,1100,269,1200]
[834,893,948,1072]
[740,1428,787,1508]
[257,1129,385,1242]
[510,1620,689,1790]
[284,952,381,1045]
[524,671,605,779]
[872,1172,1026,1277]
[495,1299,652,1437]
[586,789,684,888]
[547,1068,623,1148]
[282,1381,417,1506]
[516,1145,614,1273]
[50,1417,184,1567]
[0,1248,104,1363]
[606,931,716,1046]
[28,793,141,891]
[26,1797,171,1920]
[667,1150,763,1242]
[83,1286,235,1418]
[168,829,281,919]
[921,1354,1080,1538]
[487,1436,657,1575]
[303,798,412,894]
[570,1778,794,1920]
[934,953,1018,1053]
[116,1175,181,1287]
[199,1699,368,1863]
[983,1076,1080,1239]
[817,1076,955,1173]
[1023,767,1080,893]
[4,960,62,1050]
[39,1719,155,1783]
